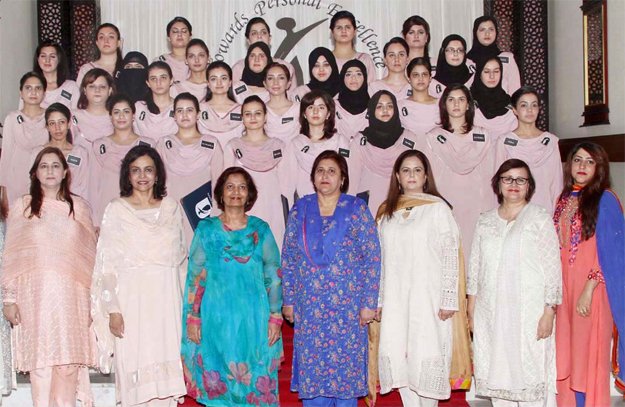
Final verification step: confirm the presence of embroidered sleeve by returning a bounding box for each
[261,223,282,314]
[467,218,482,296]
[377,221,385,308]
[537,216,563,305]
[281,204,301,307]
[437,205,460,310]
[355,201,381,310]
[185,225,207,327]
[95,205,123,314]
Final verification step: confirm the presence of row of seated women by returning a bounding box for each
[0,141,622,407]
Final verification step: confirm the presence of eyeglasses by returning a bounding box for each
[445,47,465,55]
[500,176,529,186]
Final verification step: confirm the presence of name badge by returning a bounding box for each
[230,113,242,121]
[437,135,447,144]
[504,137,518,146]
[234,85,247,95]
[401,107,408,117]
[301,146,310,153]
[360,137,367,146]
[99,144,106,154]
[281,117,294,124]
[61,90,72,100]
[201,111,209,120]
[406,89,413,97]
[541,137,550,145]
[499,56,510,64]
[235,148,243,159]
[273,149,282,159]
[473,133,485,142]
[139,111,146,121]
[165,140,173,149]
[67,154,81,166]
[16,115,24,124]
[436,84,442,94]
[339,148,350,157]
[402,138,415,149]
[201,140,215,149]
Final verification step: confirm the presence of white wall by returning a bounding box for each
[549,0,625,200]
[0,0,38,139]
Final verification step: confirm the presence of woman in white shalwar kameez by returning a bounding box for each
[377,150,464,407]
[467,159,561,407]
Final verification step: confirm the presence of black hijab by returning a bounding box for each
[337,59,369,115]
[470,56,510,119]
[307,47,341,98]
[242,42,272,87]
[361,90,404,149]
[466,16,502,66]
[433,34,472,87]
[115,51,149,103]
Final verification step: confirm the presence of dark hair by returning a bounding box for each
[214,166,258,212]
[299,90,337,140]
[330,10,356,30]
[33,41,69,86]
[406,56,432,77]
[473,16,499,45]
[205,61,236,102]
[20,71,47,91]
[245,17,271,38]
[186,38,210,58]
[93,23,124,74]
[310,150,349,193]
[77,68,115,109]
[511,85,540,108]
[173,93,201,131]
[491,158,536,205]
[145,61,173,114]
[263,62,291,82]
[561,142,611,240]
[383,149,448,219]
[241,95,267,115]
[27,146,74,218]
[401,15,431,58]
[439,84,474,133]
[383,37,409,56]
[119,145,167,199]
[167,16,192,36]
[107,93,136,115]
[45,103,73,143]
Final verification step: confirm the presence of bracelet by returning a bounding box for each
[545,303,557,312]
[269,316,283,326]
[587,268,605,283]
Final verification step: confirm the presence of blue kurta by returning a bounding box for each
[181,216,283,406]
[281,194,381,399]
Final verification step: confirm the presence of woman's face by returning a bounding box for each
[264,66,290,96]
[445,89,469,119]
[304,97,329,127]
[311,55,332,82]
[444,40,465,66]
[96,27,120,55]
[168,22,191,49]
[222,173,249,209]
[110,101,134,131]
[476,20,497,46]
[20,77,45,106]
[332,18,356,44]
[174,99,199,129]
[374,94,395,122]
[396,156,427,195]
[247,22,271,45]
[84,75,112,106]
[313,158,343,196]
[499,167,530,203]
[481,59,501,88]
[128,155,157,194]
[208,67,232,95]
[186,45,210,74]
[408,64,431,92]
[404,24,428,50]
[36,153,66,191]
[571,148,597,187]
[512,93,539,125]
[344,66,364,91]
[248,47,268,74]
[46,112,69,142]
[242,101,266,131]
[384,43,409,74]
[38,46,59,74]
[146,68,173,95]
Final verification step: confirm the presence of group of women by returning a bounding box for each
[0,8,622,407]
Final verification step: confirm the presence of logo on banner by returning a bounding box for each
[195,196,212,219]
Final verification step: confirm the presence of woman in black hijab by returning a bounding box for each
[291,47,340,102]
[115,51,149,103]
[335,59,369,140]
[241,41,272,88]
[431,34,473,98]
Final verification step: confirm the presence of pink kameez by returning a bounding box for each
[155,53,190,83]
[398,98,440,137]
[265,102,301,143]
[133,101,178,142]
[198,102,244,150]
[71,109,114,145]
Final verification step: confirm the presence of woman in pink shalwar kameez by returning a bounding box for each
[330,10,377,82]
[398,57,440,137]
[369,38,412,101]
[1,147,96,407]
[0,72,48,206]
[155,17,192,84]
[75,23,123,87]
[71,68,115,145]
[170,39,209,102]
[31,41,79,110]
[264,62,300,143]
[134,62,177,142]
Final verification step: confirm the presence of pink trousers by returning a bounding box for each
[30,365,79,407]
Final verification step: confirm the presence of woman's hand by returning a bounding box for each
[375,308,382,322]
[187,324,201,344]
[467,295,476,332]
[576,281,597,317]
[536,307,555,340]
[359,308,376,326]
[268,323,281,346]
[2,303,19,326]
[282,305,294,324]
[109,312,124,338]
[438,309,456,321]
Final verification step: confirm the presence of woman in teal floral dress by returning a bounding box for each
[181,166,283,406]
